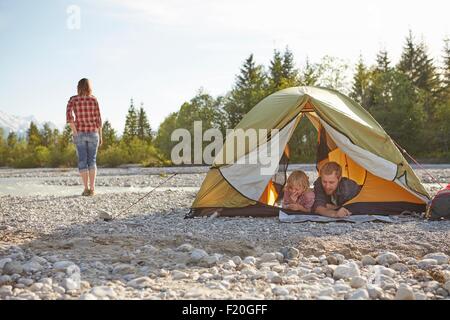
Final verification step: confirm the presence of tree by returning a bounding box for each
[40,123,54,147]
[375,49,391,73]
[268,47,299,94]
[299,57,319,86]
[26,122,42,148]
[224,54,267,127]
[268,49,284,92]
[101,120,118,149]
[123,98,138,142]
[154,112,178,161]
[281,47,297,82]
[398,31,440,95]
[350,55,370,106]
[439,37,450,101]
[316,55,351,93]
[137,103,152,144]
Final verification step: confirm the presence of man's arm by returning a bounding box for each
[315,205,351,218]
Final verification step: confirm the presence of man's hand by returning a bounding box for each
[335,207,352,218]
[99,136,103,146]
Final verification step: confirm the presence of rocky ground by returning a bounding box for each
[0,166,449,300]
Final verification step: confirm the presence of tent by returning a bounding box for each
[188,86,430,217]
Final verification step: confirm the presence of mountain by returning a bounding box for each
[0,110,61,138]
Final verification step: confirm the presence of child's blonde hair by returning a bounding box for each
[285,170,310,192]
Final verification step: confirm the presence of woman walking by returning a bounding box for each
[66,78,103,196]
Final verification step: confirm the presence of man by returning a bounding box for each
[312,161,361,218]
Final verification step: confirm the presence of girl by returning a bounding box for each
[282,170,315,212]
[66,78,103,196]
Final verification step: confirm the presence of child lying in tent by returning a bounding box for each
[282,170,315,213]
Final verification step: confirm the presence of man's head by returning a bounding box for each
[319,161,342,195]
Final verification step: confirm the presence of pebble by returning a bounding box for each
[190,249,208,262]
[376,252,400,266]
[350,276,367,289]
[2,262,24,275]
[333,262,360,280]
[418,259,438,269]
[361,255,377,266]
[395,284,415,300]
[348,288,369,300]
[423,253,448,265]
[127,277,153,289]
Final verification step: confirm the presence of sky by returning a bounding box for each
[0,0,449,132]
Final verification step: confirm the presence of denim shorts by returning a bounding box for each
[74,132,99,172]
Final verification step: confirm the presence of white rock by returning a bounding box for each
[267,271,282,284]
[53,261,76,271]
[333,262,361,280]
[376,252,399,266]
[112,263,135,275]
[243,256,256,265]
[52,286,66,295]
[90,286,117,298]
[232,256,242,266]
[30,256,47,265]
[2,262,23,275]
[0,275,12,285]
[272,286,289,296]
[0,258,12,269]
[127,277,153,289]
[414,292,427,300]
[348,288,369,300]
[29,283,43,292]
[361,255,377,266]
[176,244,194,252]
[80,293,98,300]
[333,283,352,293]
[18,278,34,286]
[0,285,13,297]
[423,253,448,265]
[350,276,367,289]
[395,284,415,300]
[367,285,383,299]
[184,289,204,298]
[190,249,208,262]
[318,287,335,296]
[443,281,450,293]
[222,260,236,270]
[260,253,277,263]
[172,270,189,280]
[418,259,438,269]
[379,266,396,278]
[63,277,80,291]
[22,261,43,273]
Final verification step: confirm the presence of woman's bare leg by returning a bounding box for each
[89,168,96,191]
[80,171,89,190]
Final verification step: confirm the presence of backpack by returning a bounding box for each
[426,184,450,220]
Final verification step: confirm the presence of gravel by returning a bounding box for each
[0,166,449,300]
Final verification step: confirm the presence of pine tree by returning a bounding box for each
[137,103,152,144]
[27,122,42,148]
[7,131,17,148]
[299,57,319,86]
[268,49,284,92]
[398,31,440,93]
[375,49,391,73]
[61,124,73,149]
[102,120,118,148]
[41,123,54,147]
[440,37,450,100]
[224,54,267,127]
[350,55,370,106]
[123,98,138,142]
[281,47,297,81]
